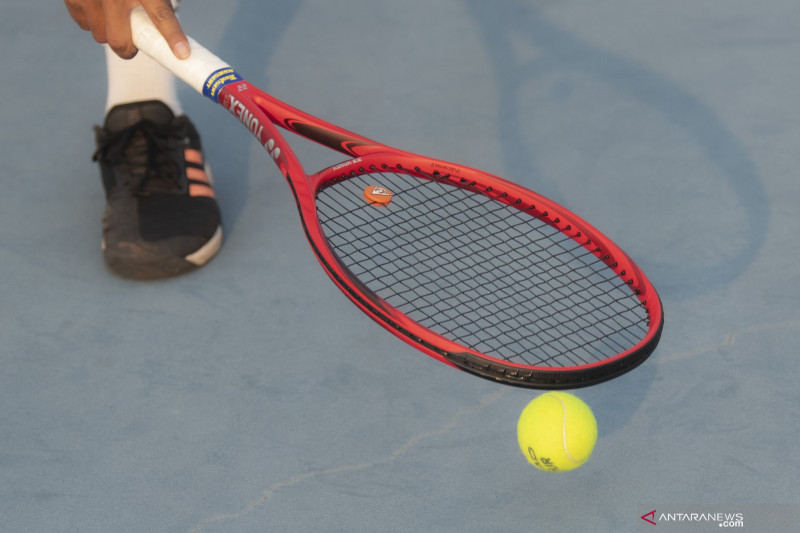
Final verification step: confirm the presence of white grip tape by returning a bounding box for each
[130,6,230,96]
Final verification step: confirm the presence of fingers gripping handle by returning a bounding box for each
[130,6,233,99]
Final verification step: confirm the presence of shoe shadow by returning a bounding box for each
[193,0,302,235]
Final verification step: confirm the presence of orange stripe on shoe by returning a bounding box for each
[184,148,204,165]
[186,166,210,183]
[189,184,215,198]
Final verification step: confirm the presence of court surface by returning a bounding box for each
[1,1,798,531]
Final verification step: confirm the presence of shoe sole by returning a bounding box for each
[186,225,223,266]
[102,224,224,280]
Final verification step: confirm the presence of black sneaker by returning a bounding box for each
[93,100,223,279]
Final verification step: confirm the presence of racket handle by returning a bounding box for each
[130,6,229,96]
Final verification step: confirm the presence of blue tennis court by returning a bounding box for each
[1,1,798,531]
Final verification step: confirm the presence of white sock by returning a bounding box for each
[103,0,183,115]
[104,45,183,115]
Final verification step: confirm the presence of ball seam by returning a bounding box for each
[557,395,581,465]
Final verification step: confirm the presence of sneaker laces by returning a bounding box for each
[93,120,188,195]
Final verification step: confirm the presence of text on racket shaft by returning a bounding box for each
[225,96,280,160]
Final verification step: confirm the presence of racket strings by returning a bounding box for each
[375,183,640,365]
[316,167,650,368]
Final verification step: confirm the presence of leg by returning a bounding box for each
[93,0,223,279]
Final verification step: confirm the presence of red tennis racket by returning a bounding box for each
[131,7,663,389]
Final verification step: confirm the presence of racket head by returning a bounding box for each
[128,7,662,388]
[217,75,663,390]
[299,153,663,389]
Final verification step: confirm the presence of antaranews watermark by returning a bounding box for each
[636,504,799,532]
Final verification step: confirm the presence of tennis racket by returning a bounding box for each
[131,7,663,389]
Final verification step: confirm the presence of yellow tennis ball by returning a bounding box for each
[517,392,597,472]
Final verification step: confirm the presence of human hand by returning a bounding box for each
[64,0,189,59]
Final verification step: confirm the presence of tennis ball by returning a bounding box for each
[517,392,597,472]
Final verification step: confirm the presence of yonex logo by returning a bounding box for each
[226,96,264,142]
[265,138,281,161]
[223,96,280,160]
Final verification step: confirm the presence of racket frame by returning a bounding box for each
[131,7,664,388]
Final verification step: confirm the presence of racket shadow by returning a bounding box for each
[194,0,302,234]
[462,0,768,300]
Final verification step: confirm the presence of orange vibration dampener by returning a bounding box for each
[363,185,393,206]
